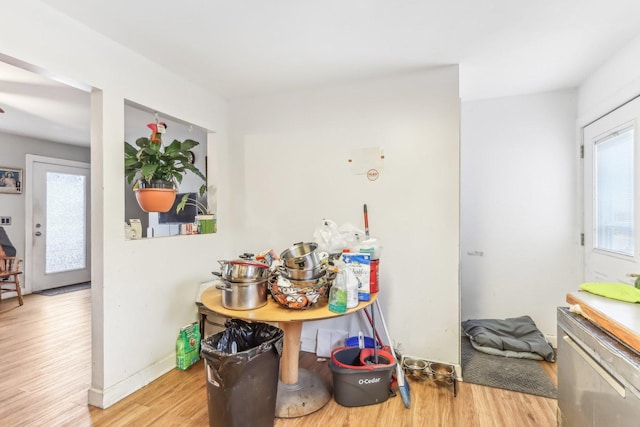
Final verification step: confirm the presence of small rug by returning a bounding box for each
[34,282,91,296]
[461,336,557,399]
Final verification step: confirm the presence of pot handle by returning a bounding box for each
[211,271,222,277]
[217,260,228,267]
[215,284,233,292]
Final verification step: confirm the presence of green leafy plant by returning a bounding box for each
[176,189,212,215]
[124,136,206,192]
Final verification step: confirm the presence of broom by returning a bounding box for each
[373,299,411,408]
[361,203,410,407]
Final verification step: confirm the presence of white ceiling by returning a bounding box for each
[0,60,90,146]
[2,0,640,146]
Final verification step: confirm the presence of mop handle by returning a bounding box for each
[373,300,407,388]
[362,305,384,346]
[363,204,370,239]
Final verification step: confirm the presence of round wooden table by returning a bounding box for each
[201,287,377,418]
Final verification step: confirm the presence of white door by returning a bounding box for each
[583,96,640,285]
[28,156,90,291]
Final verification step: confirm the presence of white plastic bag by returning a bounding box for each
[313,219,367,253]
[312,219,347,253]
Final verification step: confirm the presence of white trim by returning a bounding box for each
[88,352,176,409]
[24,154,90,294]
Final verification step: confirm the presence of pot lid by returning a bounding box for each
[224,259,269,269]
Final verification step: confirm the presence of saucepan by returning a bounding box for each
[280,242,328,270]
[279,263,327,280]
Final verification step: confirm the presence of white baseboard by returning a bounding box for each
[454,363,462,381]
[88,352,176,409]
[545,334,558,349]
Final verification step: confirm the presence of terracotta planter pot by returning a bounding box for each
[134,187,177,212]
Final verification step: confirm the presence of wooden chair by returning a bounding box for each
[0,244,23,306]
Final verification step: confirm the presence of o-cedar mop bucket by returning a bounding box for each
[329,346,396,407]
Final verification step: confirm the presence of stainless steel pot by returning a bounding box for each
[280,264,326,280]
[215,278,268,310]
[283,269,327,287]
[280,242,327,270]
[216,259,270,283]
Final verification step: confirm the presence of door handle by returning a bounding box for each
[35,231,42,236]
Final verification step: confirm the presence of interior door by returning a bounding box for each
[583,96,640,284]
[30,157,90,291]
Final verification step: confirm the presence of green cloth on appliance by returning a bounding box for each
[580,282,640,303]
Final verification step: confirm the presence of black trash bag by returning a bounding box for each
[212,318,281,353]
[201,319,283,390]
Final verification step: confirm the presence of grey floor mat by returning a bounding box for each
[461,336,557,399]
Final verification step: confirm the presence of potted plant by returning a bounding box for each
[124,122,206,212]
[176,187,217,234]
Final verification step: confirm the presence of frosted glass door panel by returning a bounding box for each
[594,128,634,256]
[45,172,87,273]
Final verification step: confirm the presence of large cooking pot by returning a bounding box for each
[215,278,268,310]
[215,259,270,283]
[280,242,327,270]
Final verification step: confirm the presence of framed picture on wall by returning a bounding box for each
[0,167,22,194]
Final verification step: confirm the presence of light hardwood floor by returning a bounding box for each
[0,290,558,426]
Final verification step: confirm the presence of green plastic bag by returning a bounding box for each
[176,322,201,370]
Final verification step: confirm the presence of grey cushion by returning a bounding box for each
[0,226,16,256]
[462,315,555,362]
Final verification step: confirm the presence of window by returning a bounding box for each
[594,127,634,256]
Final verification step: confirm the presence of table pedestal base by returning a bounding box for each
[275,368,332,418]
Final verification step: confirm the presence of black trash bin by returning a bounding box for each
[201,319,284,427]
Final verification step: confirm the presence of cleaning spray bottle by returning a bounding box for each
[328,266,347,313]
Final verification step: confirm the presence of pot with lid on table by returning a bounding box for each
[214,258,270,283]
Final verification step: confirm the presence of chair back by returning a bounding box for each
[0,244,22,274]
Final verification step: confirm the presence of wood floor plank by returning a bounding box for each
[0,290,558,426]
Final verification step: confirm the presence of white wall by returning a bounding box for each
[0,132,90,262]
[460,90,581,339]
[0,2,233,408]
[578,33,640,124]
[229,67,461,364]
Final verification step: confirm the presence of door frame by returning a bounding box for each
[582,96,640,285]
[25,154,91,294]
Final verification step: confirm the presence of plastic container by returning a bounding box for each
[344,335,380,349]
[370,259,379,293]
[329,346,396,407]
[342,252,370,301]
[201,321,284,427]
[344,267,359,308]
[328,269,347,313]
